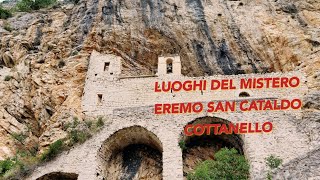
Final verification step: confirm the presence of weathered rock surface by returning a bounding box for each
[0,0,319,171]
[273,147,320,179]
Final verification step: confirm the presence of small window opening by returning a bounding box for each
[239,92,250,97]
[97,94,103,104]
[104,62,110,71]
[166,59,173,74]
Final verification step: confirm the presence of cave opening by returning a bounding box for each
[36,172,78,180]
[180,116,244,177]
[98,126,163,180]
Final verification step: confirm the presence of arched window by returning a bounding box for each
[104,62,110,71]
[97,94,103,105]
[239,92,250,97]
[166,59,173,74]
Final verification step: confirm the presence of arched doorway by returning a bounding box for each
[97,126,163,180]
[180,116,244,178]
[36,172,78,180]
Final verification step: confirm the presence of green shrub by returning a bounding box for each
[69,129,91,145]
[267,172,272,180]
[3,22,12,32]
[0,6,12,19]
[63,117,79,131]
[40,139,63,162]
[58,60,65,68]
[265,155,282,180]
[72,117,80,128]
[266,155,282,169]
[62,122,71,131]
[85,120,93,128]
[16,0,33,12]
[4,75,13,81]
[16,0,57,12]
[71,50,78,56]
[96,117,104,128]
[178,140,186,150]
[11,133,27,143]
[36,0,57,9]
[2,151,38,179]
[70,0,80,4]
[0,159,16,175]
[16,151,29,158]
[187,148,250,180]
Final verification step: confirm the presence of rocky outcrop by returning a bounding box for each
[0,0,319,161]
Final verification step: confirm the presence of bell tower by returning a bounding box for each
[157,55,181,76]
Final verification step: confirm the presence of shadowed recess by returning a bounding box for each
[97,125,163,180]
[180,116,244,177]
[36,172,78,180]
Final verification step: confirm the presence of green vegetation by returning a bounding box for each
[265,155,282,180]
[4,75,12,81]
[0,158,16,176]
[96,117,104,127]
[187,148,250,180]
[58,60,66,68]
[69,129,91,145]
[4,75,13,81]
[71,50,79,56]
[16,0,57,12]
[62,117,106,147]
[62,117,79,131]
[178,140,186,150]
[3,22,12,32]
[85,120,93,128]
[11,133,27,143]
[0,6,12,19]
[70,0,80,4]
[1,116,106,178]
[266,155,282,169]
[40,139,63,162]
[63,117,104,133]
[0,150,38,178]
[71,117,80,127]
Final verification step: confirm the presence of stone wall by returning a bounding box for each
[27,106,312,180]
[27,52,317,180]
[82,52,307,116]
[273,146,320,179]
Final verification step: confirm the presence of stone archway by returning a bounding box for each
[180,116,244,177]
[97,125,163,180]
[36,172,78,180]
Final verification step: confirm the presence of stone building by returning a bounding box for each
[27,51,319,180]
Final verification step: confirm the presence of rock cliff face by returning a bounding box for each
[0,0,319,160]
